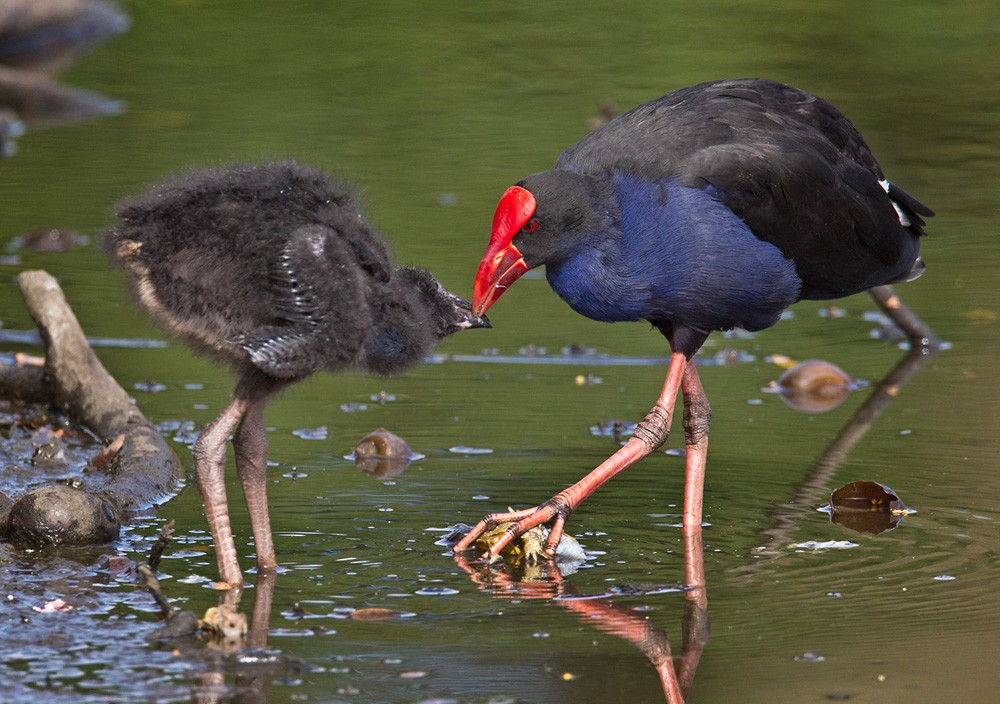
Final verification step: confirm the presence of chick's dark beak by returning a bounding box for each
[445,290,491,331]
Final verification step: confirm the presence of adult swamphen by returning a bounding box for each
[454,78,935,561]
[105,161,489,587]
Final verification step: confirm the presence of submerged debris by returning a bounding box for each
[0,0,130,74]
[139,521,201,641]
[605,583,687,597]
[586,98,619,131]
[0,0,128,157]
[590,419,635,443]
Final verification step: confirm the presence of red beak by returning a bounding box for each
[472,186,536,316]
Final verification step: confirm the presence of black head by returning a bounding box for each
[397,267,491,336]
[472,169,620,316]
[362,267,489,376]
[511,170,620,267]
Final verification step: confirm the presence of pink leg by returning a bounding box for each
[680,362,710,528]
[193,395,252,587]
[454,352,690,559]
[234,396,278,575]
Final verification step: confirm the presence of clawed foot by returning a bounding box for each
[452,495,572,562]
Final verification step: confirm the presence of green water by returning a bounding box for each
[2,1,999,702]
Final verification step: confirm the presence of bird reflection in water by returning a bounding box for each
[453,525,708,704]
[194,571,291,704]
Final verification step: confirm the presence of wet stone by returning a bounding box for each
[8,483,120,546]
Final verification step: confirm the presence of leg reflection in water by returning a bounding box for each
[454,524,708,704]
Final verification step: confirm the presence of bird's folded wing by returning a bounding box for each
[241,224,370,377]
[241,327,327,379]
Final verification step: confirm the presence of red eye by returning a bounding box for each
[523,218,539,233]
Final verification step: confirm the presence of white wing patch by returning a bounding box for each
[879,179,911,227]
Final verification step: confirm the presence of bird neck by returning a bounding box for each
[361,268,470,376]
[543,173,694,322]
[363,313,429,375]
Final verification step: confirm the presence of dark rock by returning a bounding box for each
[0,490,13,537]
[8,483,119,546]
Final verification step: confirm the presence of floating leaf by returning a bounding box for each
[16,227,88,252]
[351,428,419,478]
[766,359,855,413]
[829,480,911,534]
[348,607,413,621]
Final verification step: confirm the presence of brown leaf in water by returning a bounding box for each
[89,433,124,469]
[772,359,854,414]
[830,480,911,534]
[347,607,411,621]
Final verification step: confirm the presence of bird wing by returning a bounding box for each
[241,224,370,378]
[558,79,931,298]
[242,328,327,379]
[682,140,915,296]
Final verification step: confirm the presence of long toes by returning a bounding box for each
[452,518,494,553]
[543,514,567,555]
[485,506,558,558]
[452,506,550,554]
